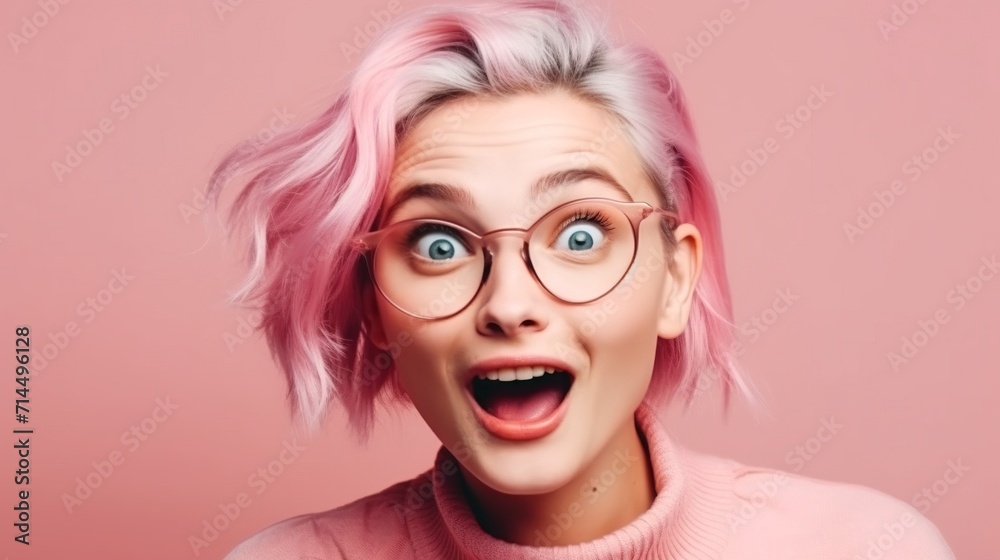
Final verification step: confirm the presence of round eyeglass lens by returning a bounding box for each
[528,199,636,303]
[371,220,484,318]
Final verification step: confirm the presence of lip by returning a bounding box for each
[463,355,576,441]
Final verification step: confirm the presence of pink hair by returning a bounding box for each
[207,0,757,442]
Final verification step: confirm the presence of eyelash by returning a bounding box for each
[401,209,615,250]
[558,210,614,232]
[403,223,467,248]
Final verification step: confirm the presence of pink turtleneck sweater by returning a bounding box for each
[224,403,955,559]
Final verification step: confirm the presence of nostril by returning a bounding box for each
[483,316,542,337]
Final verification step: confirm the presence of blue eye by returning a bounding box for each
[555,222,605,251]
[409,225,471,261]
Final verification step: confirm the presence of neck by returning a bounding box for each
[459,414,657,547]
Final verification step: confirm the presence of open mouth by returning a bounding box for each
[470,368,574,423]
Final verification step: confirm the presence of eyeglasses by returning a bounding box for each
[351,197,680,320]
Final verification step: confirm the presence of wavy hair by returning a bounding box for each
[206,0,758,442]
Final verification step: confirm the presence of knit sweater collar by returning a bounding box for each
[406,400,737,559]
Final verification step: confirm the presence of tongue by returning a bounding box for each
[480,376,566,422]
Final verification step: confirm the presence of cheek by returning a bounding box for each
[375,303,426,384]
[583,296,659,357]
[375,300,458,404]
[582,252,665,338]
[380,315,475,447]
[577,254,665,380]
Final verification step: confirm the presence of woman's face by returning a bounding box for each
[363,89,700,495]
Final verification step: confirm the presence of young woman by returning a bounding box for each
[209,1,955,558]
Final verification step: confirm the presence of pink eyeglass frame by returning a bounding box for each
[350,197,681,320]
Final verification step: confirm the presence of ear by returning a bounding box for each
[657,223,703,339]
[361,282,390,350]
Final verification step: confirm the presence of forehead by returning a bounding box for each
[385,89,653,226]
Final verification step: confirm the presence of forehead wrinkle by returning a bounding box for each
[394,120,619,165]
[392,130,627,190]
[385,107,641,225]
[381,164,634,227]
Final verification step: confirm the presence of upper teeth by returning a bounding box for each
[478,366,557,381]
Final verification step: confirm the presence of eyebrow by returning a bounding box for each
[381,167,634,224]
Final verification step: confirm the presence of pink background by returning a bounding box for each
[2,0,996,558]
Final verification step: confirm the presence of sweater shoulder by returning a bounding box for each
[725,462,955,559]
[223,477,417,560]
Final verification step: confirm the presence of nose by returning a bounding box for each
[474,236,550,337]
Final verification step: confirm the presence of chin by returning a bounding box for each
[466,437,586,496]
